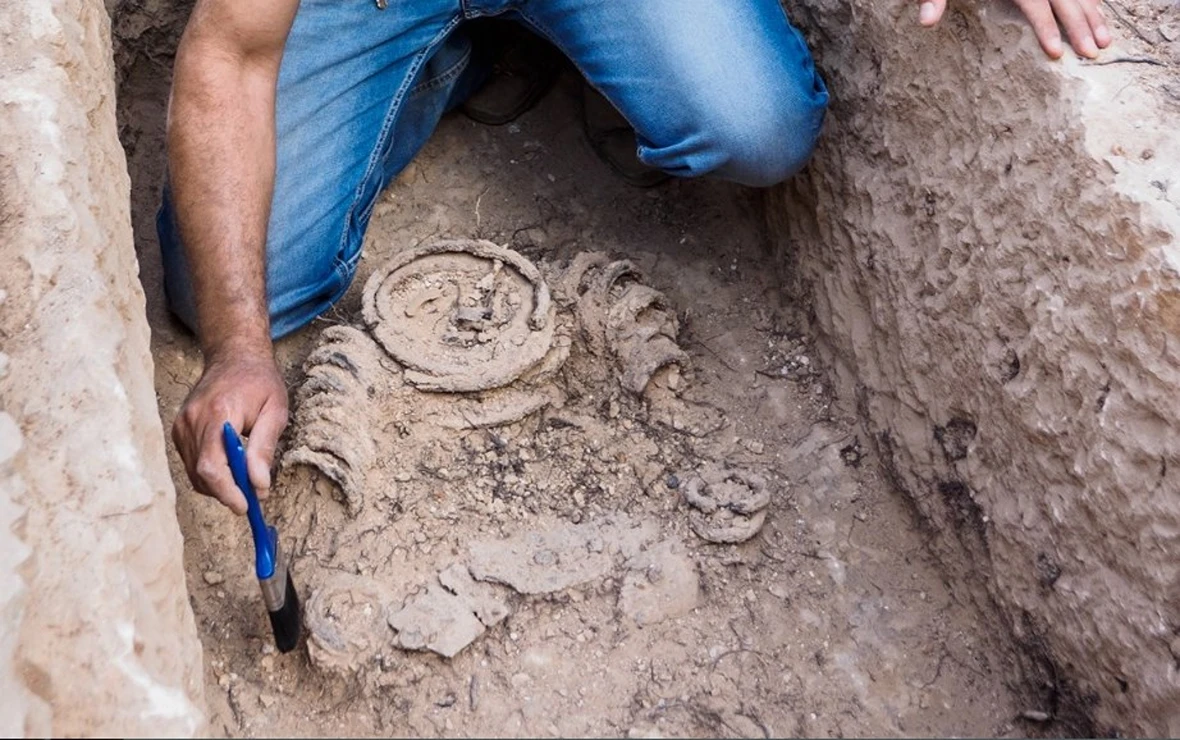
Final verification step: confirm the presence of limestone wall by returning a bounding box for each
[0,0,205,735]
[773,0,1180,734]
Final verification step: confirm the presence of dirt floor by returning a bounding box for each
[120,54,1035,736]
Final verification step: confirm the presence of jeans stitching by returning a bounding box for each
[332,13,464,282]
[411,42,472,95]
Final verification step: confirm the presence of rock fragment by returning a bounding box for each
[384,564,510,659]
[468,516,656,594]
[387,586,487,659]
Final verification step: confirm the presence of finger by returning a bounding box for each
[1050,0,1099,57]
[195,422,249,515]
[1082,0,1111,47]
[245,400,288,499]
[1015,0,1065,58]
[918,0,946,26]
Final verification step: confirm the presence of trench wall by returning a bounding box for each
[5,0,1178,734]
[772,0,1180,734]
[0,0,205,735]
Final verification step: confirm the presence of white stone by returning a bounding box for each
[0,0,205,734]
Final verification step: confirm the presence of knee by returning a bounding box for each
[643,49,829,188]
[699,82,828,187]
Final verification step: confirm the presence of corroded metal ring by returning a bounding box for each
[361,240,555,392]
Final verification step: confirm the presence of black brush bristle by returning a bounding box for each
[268,572,302,653]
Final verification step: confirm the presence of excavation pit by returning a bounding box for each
[3,0,1178,736]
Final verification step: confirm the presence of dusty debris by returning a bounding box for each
[682,464,772,544]
[619,539,700,626]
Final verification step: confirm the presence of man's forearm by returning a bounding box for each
[167,37,281,360]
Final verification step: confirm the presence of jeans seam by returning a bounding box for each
[332,13,465,282]
[411,42,472,95]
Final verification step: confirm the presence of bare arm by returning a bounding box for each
[168,0,299,514]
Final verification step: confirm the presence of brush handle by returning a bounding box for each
[222,422,277,580]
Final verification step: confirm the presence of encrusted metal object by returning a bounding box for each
[361,239,556,392]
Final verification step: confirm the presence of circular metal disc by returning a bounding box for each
[362,240,555,392]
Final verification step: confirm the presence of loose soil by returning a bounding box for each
[121,58,1030,736]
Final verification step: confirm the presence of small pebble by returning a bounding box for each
[665,474,680,490]
[203,571,224,586]
[742,439,766,455]
[258,693,275,708]
[1020,709,1052,723]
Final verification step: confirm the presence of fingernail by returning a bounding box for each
[1095,25,1111,46]
[1047,38,1063,58]
[1082,38,1098,57]
[919,2,937,24]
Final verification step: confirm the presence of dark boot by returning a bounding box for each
[462,20,564,126]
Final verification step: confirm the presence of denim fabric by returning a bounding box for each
[159,0,828,338]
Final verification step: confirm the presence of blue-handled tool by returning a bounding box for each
[223,422,301,653]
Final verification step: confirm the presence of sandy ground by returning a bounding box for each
[120,57,1030,736]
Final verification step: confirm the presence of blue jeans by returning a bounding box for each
[159,0,828,339]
